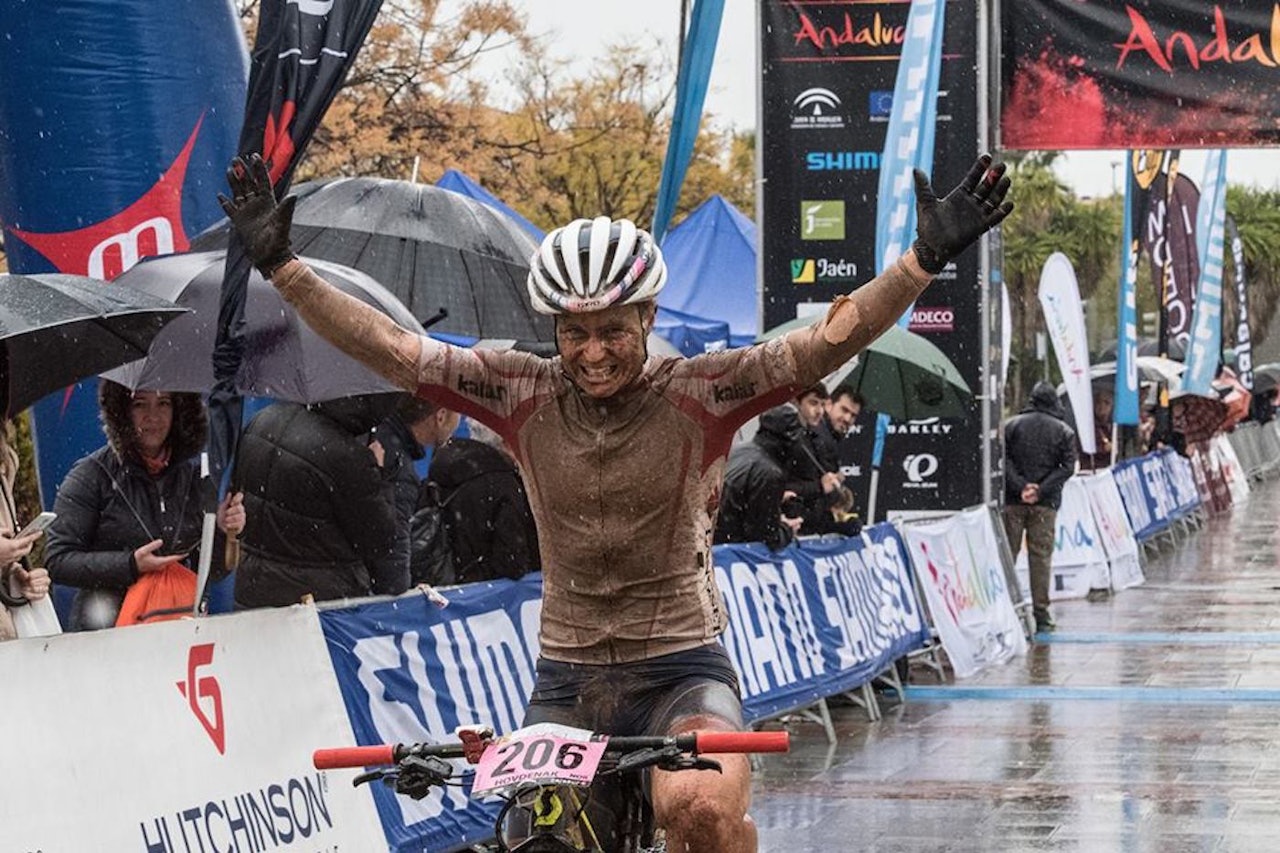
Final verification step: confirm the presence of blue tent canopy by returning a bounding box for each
[436,169,544,241]
[654,306,731,357]
[659,195,758,347]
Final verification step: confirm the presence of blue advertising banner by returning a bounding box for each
[320,527,928,851]
[0,0,248,502]
[715,526,929,720]
[1111,452,1179,541]
[1158,448,1201,518]
[1183,150,1229,395]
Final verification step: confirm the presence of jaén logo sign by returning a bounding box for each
[177,643,226,754]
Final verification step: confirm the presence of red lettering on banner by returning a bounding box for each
[176,643,226,754]
[1115,4,1280,72]
[793,11,904,51]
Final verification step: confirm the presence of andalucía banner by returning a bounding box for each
[1001,1,1280,149]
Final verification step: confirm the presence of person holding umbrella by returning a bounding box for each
[44,382,245,631]
[220,151,1012,852]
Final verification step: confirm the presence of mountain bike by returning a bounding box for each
[314,723,789,852]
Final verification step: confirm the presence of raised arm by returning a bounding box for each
[219,156,424,391]
[786,155,1013,384]
[218,155,547,438]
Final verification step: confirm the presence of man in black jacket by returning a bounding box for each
[374,396,460,581]
[715,405,807,551]
[420,419,540,585]
[1003,381,1078,633]
[230,393,407,608]
[786,383,859,536]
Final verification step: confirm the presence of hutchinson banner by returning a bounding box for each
[0,608,384,851]
[759,0,985,515]
[1002,1,1280,149]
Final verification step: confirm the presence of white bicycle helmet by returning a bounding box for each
[526,216,667,315]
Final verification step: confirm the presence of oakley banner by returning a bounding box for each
[1002,1,1280,149]
[759,0,985,515]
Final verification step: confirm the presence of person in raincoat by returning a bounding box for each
[45,382,244,630]
[229,393,406,608]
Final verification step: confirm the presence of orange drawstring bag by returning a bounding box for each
[115,561,197,626]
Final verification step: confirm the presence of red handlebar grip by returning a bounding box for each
[313,745,396,769]
[694,730,790,754]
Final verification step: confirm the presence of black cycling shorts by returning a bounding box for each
[522,643,744,735]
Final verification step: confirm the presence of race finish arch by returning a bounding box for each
[758,1,995,517]
[0,0,247,502]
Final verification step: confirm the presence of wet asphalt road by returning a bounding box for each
[751,475,1280,852]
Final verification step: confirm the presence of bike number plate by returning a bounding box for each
[471,728,607,797]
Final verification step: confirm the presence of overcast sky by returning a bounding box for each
[473,1,1280,199]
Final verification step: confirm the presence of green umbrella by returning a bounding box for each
[758,319,972,421]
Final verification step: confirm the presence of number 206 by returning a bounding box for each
[491,738,587,776]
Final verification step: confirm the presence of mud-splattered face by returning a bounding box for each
[556,302,655,399]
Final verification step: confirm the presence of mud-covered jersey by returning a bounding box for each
[273,260,924,664]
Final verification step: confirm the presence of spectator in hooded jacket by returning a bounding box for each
[46,382,244,631]
[715,404,807,551]
[372,396,460,580]
[230,393,407,608]
[418,418,540,585]
[1003,381,1078,634]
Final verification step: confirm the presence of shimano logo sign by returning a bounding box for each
[805,151,880,171]
[790,88,845,130]
[902,453,939,488]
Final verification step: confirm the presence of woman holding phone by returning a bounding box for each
[44,381,245,631]
[0,417,53,641]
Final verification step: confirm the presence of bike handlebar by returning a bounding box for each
[313,729,790,770]
[315,744,408,769]
[693,730,790,754]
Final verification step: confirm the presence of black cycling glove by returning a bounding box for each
[217,153,298,277]
[912,154,1013,275]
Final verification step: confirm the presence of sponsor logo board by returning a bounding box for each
[800,201,845,240]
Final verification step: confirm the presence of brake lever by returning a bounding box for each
[658,755,722,774]
[602,746,723,776]
[394,755,455,800]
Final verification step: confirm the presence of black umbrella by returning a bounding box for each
[101,250,425,403]
[0,273,187,419]
[193,176,553,342]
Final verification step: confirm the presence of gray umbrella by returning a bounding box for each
[0,273,187,418]
[102,250,425,403]
[192,176,552,342]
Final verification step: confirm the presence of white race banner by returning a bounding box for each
[901,507,1026,678]
[1212,434,1251,505]
[1039,252,1096,454]
[0,607,383,851]
[1081,472,1145,591]
[1015,477,1110,600]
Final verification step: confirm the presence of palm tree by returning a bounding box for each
[1224,187,1280,357]
[1000,155,1078,408]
